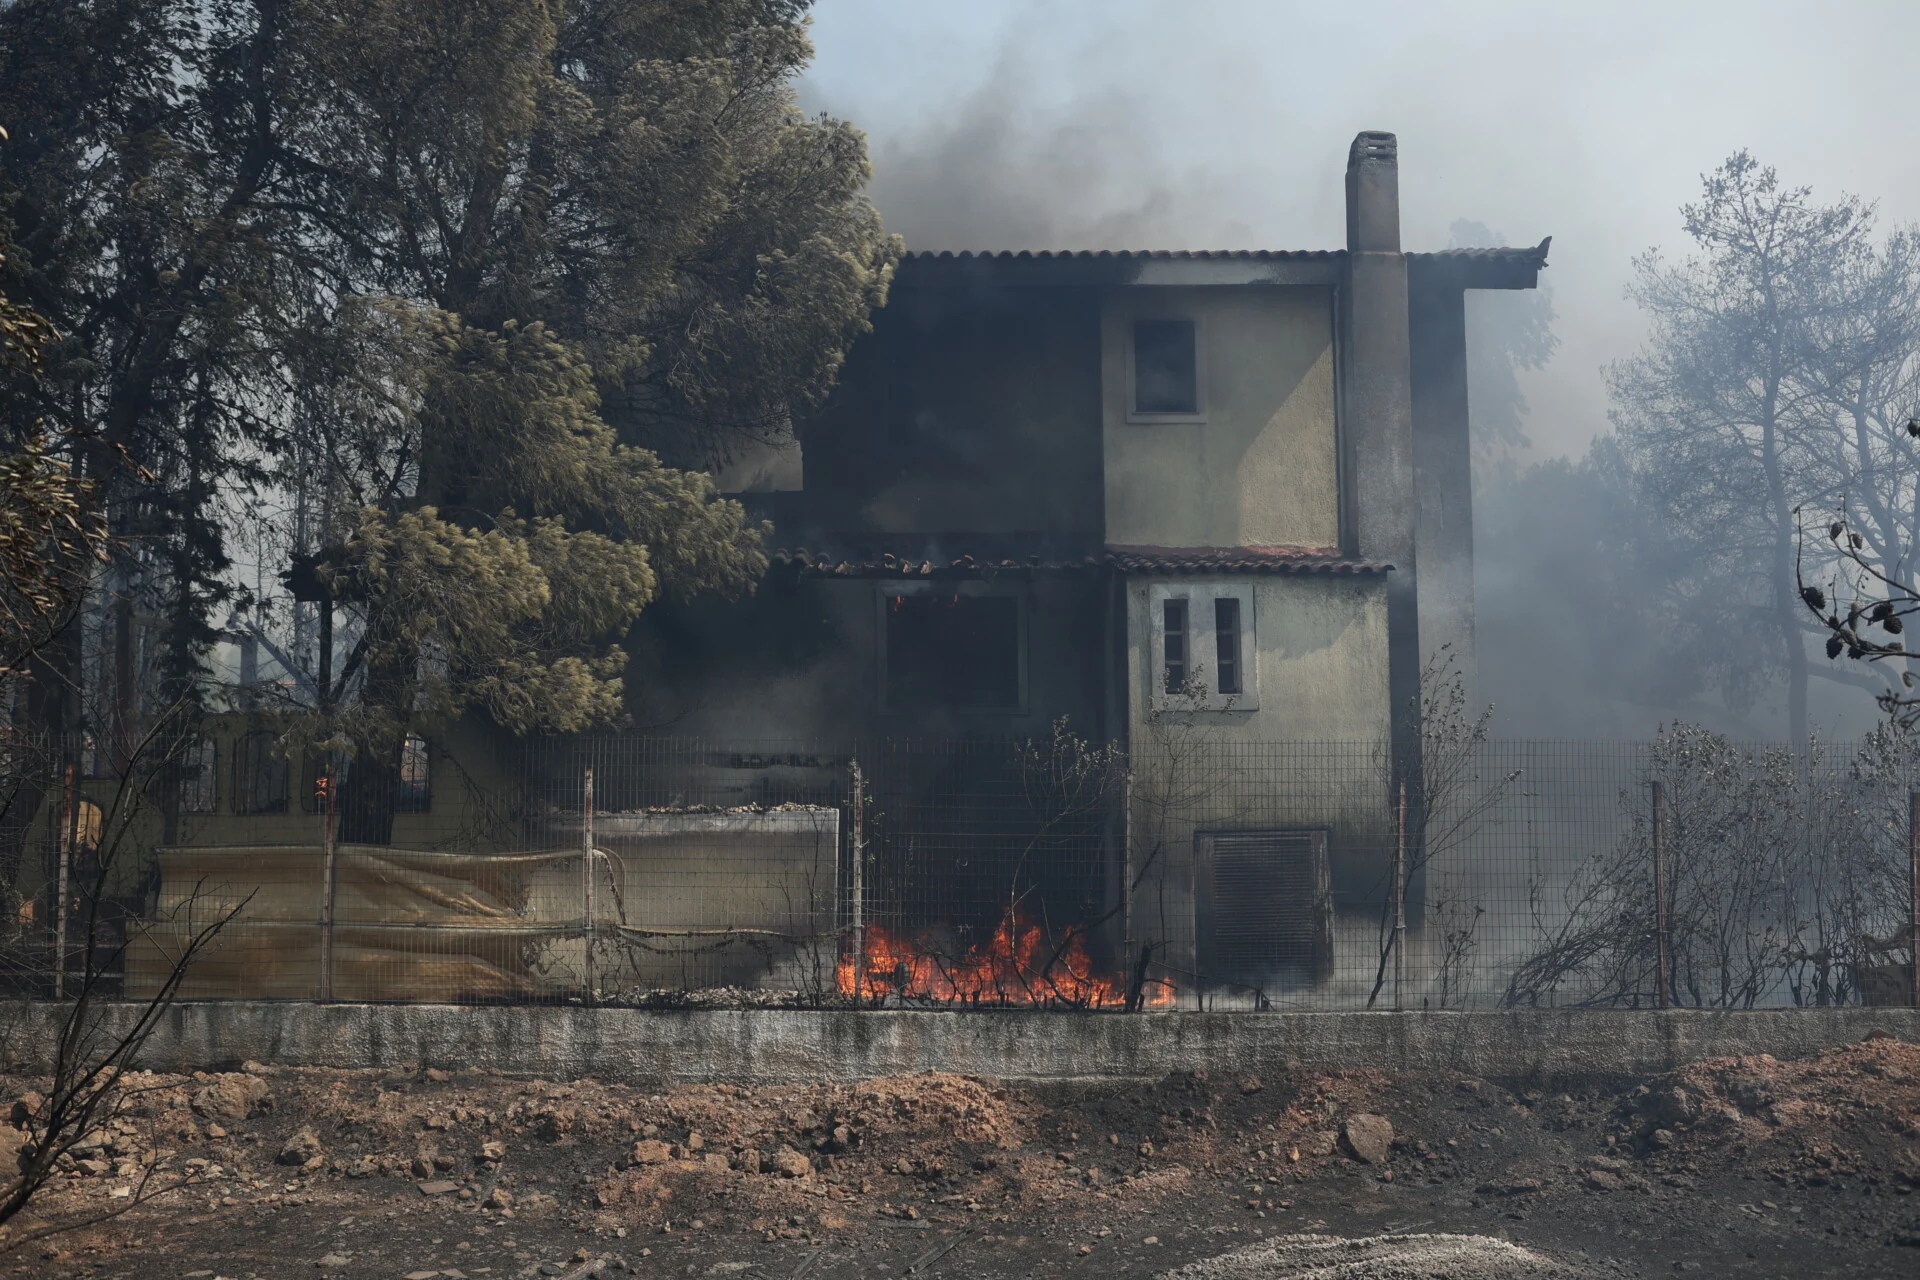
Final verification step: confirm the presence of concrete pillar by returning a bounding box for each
[1409,279,1475,705]
[1340,131,1420,765]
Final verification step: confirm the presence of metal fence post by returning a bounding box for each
[54,761,76,1000]
[1392,777,1407,1013]
[1909,789,1919,1009]
[1121,768,1134,996]
[582,766,595,1002]
[849,757,865,1000]
[1651,779,1670,1010]
[319,762,337,1003]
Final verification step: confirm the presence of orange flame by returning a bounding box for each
[838,908,1174,1008]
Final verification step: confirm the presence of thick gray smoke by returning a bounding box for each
[853,52,1254,252]
[801,0,1920,740]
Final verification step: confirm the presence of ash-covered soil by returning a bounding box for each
[2,1032,1917,1278]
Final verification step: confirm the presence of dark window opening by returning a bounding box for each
[398,734,431,812]
[178,737,217,814]
[1133,318,1198,415]
[885,594,1021,710]
[1162,598,1188,693]
[1215,597,1241,695]
[231,729,288,815]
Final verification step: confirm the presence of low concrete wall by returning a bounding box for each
[6,1003,1918,1084]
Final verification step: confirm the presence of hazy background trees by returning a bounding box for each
[1478,153,1920,739]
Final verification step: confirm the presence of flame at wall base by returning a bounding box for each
[837,908,1174,1008]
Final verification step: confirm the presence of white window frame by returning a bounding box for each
[1125,315,1208,424]
[1147,581,1257,712]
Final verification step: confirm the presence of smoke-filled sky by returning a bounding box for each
[801,0,1920,465]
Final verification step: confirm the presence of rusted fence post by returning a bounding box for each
[1909,790,1919,1009]
[1392,778,1407,1013]
[319,761,337,1003]
[582,766,595,1002]
[849,757,865,1001]
[1651,780,1670,1010]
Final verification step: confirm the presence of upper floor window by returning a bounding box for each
[1129,318,1203,421]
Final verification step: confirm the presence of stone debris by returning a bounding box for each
[190,1073,269,1123]
[276,1127,323,1167]
[4,1038,1916,1279]
[768,1144,813,1178]
[1341,1113,1394,1165]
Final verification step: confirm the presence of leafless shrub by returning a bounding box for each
[1368,647,1520,1007]
[0,709,245,1248]
[1503,724,1911,1008]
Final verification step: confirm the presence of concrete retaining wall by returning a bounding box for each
[6,1003,1918,1084]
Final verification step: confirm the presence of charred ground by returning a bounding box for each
[2,1035,1917,1278]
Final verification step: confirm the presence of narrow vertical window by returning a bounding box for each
[1163,598,1188,693]
[178,736,217,815]
[1215,597,1241,696]
[397,734,432,813]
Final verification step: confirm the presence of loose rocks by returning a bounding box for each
[768,1145,812,1178]
[276,1127,323,1166]
[1341,1114,1394,1165]
[628,1139,670,1166]
[190,1073,269,1123]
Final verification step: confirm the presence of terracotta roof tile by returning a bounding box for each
[901,248,1343,262]
[1407,236,1552,268]
[1106,545,1392,575]
[898,238,1549,269]
[767,545,1391,577]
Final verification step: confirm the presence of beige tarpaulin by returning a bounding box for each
[125,845,583,1002]
[126,810,840,1001]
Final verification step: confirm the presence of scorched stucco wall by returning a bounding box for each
[1102,286,1338,551]
[1125,575,1389,746]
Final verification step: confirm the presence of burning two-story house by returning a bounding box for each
[608,131,1549,999]
[136,131,1547,1008]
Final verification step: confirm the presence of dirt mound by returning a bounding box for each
[1159,1232,1606,1280]
[844,1072,1019,1146]
[1611,1032,1920,1190]
[5,1036,1918,1278]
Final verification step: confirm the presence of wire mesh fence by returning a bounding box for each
[3,726,1917,1011]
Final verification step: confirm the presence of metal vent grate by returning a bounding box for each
[1197,830,1332,987]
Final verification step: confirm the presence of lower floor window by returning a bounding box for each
[398,734,431,812]
[883,591,1024,711]
[1146,582,1257,710]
